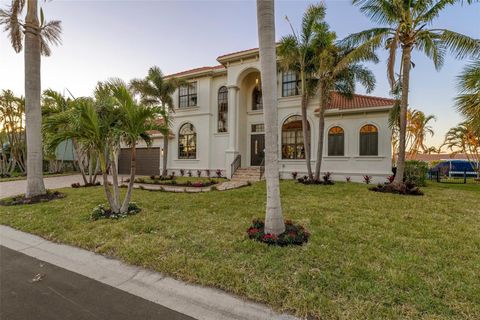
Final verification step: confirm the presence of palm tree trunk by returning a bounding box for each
[24,0,46,197]
[392,46,412,187]
[109,149,121,212]
[100,154,115,211]
[120,145,136,213]
[257,0,285,236]
[314,86,327,181]
[162,134,168,178]
[301,95,313,180]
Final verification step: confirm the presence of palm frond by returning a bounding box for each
[437,29,480,59]
[0,0,25,53]
[415,30,446,71]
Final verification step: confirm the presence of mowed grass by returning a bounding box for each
[0,181,479,319]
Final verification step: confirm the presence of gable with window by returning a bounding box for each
[282,115,310,159]
[282,70,300,97]
[328,126,345,156]
[359,124,378,156]
[217,86,228,132]
[178,123,196,159]
[178,82,197,108]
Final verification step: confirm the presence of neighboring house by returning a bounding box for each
[118,48,395,183]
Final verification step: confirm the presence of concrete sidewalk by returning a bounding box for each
[0,225,298,320]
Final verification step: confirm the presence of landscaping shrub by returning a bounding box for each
[187,170,192,177]
[370,182,424,196]
[216,169,222,178]
[297,175,334,185]
[180,169,185,177]
[205,169,211,177]
[71,182,100,188]
[363,175,372,184]
[322,172,334,185]
[404,160,428,187]
[197,169,202,177]
[90,202,141,220]
[247,219,309,246]
[387,175,395,183]
[345,176,351,182]
[291,171,298,179]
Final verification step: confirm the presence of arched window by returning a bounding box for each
[282,115,310,159]
[218,86,228,132]
[178,123,196,159]
[359,124,378,156]
[252,87,263,111]
[328,126,344,156]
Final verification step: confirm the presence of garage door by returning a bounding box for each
[118,148,160,176]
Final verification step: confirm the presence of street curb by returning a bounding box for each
[0,225,299,320]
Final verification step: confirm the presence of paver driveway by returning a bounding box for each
[0,175,84,199]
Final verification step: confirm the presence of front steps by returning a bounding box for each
[231,167,262,182]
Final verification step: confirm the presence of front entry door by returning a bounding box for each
[250,134,265,166]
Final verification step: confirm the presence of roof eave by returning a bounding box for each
[317,105,394,116]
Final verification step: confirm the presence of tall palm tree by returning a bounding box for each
[0,0,62,197]
[455,60,480,131]
[256,0,285,236]
[130,67,183,178]
[314,43,377,180]
[343,0,480,189]
[277,3,329,181]
[407,109,436,158]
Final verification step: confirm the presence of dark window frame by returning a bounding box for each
[281,115,310,160]
[178,82,197,108]
[359,124,379,156]
[282,70,301,97]
[328,126,345,156]
[178,123,197,159]
[217,86,228,133]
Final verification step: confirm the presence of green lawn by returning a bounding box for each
[1,181,479,319]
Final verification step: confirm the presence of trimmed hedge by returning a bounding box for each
[404,160,428,187]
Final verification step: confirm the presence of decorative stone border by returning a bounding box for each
[126,180,249,193]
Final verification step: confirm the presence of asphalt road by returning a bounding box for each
[0,246,194,320]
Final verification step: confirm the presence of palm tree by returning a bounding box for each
[277,3,329,181]
[129,67,183,178]
[0,0,62,197]
[443,122,480,176]
[256,0,285,236]
[407,109,436,158]
[314,43,377,180]
[343,0,480,189]
[455,60,480,131]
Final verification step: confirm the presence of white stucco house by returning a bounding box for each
[118,47,395,183]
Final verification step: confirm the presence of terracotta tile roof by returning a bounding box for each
[146,118,174,137]
[166,65,225,78]
[217,47,259,60]
[321,92,396,111]
[405,153,474,162]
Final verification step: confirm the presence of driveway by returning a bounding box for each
[0,175,84,199]
[0,246,194,320]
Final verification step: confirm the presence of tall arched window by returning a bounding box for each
[359,124,378,156]
[218,86,228,132]
[252,87,263,111]
[328,126,344,156]
[282,115,310,159]
[178,123,196,159]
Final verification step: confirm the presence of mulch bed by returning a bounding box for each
[71,182,101,188]
[0,191,66,206]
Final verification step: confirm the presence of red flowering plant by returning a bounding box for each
[247,218,309,246]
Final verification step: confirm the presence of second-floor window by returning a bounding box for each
[282,71,300,97]
[252,87,263,111]
[218,86,228,132]
[179,82,197,108]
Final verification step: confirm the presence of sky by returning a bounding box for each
[1,0,479,147]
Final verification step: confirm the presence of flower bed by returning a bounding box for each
[247,218,310,246]
[297,172,334,185]
[369,182,424,196]
[90,202,141,220]
[71,182,101,188]
[134,177,220,188]
[0,190,65,206]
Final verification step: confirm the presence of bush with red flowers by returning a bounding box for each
[247,218,309,246]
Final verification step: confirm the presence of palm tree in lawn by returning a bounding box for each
[0,0,62,197]
[130,67,184,178]
[277,3,329,181]
[314,43,377,180]
[455,60,480,132]
[256,0,285,236]
[407,109,436,158]
[342,0,480,189]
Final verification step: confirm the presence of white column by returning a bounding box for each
[225,85,239,178]
[227,85,239,150]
